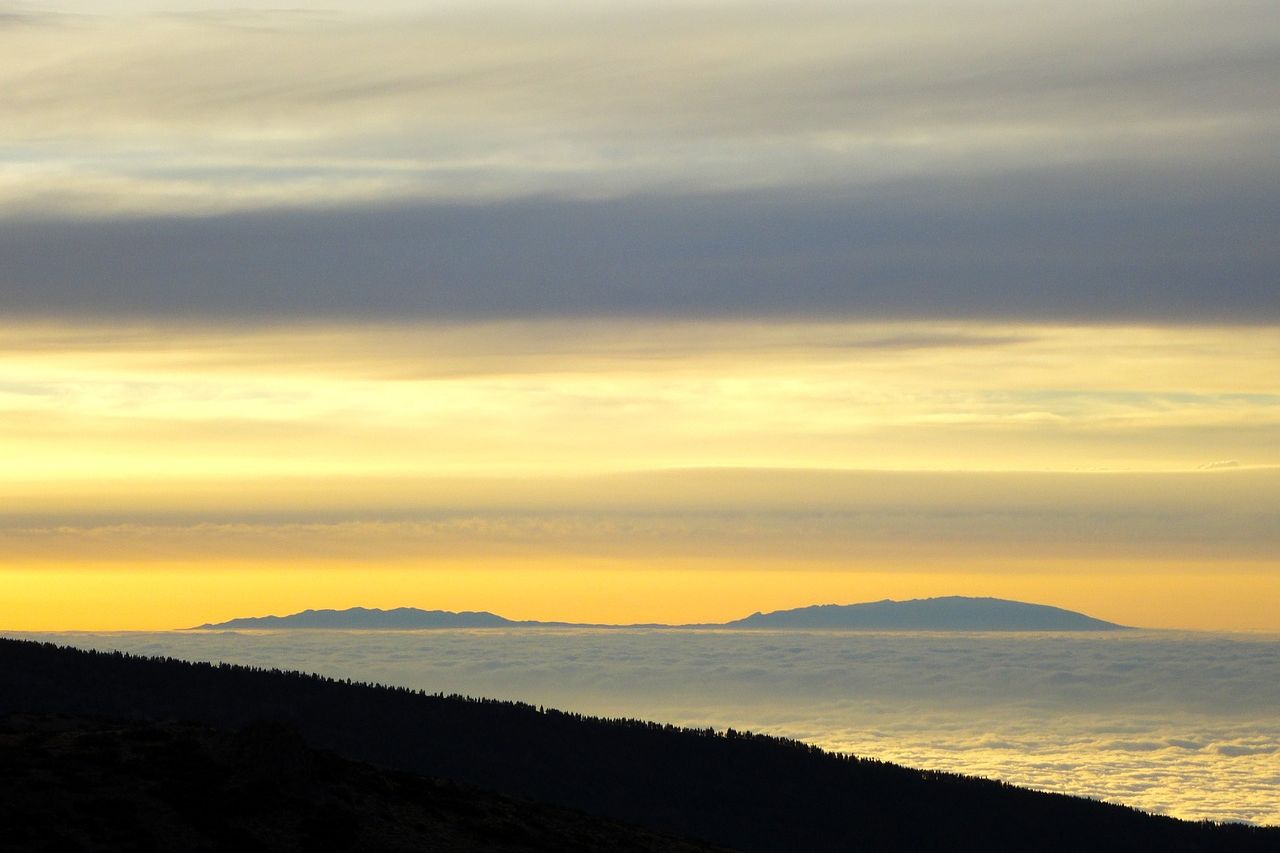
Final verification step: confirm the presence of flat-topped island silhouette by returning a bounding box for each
[193,596,1127,632]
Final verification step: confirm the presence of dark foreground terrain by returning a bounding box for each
[2,638,1276,853]
[0,713,723,853]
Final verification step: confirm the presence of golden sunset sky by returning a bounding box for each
[2,1,1277,629]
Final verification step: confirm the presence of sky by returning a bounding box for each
[1,0,1277,630]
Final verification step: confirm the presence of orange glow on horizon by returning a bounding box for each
[2,560,1277,633]
[1,320,1276,633]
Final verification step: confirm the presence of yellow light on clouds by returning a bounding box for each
[1,320,1276,479]
[0,320,1276,630]
[2,561,1277,633]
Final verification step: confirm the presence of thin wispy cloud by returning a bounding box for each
[1,1,1276,322]
[1,2,1276,631]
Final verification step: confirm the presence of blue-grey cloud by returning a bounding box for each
[3,2,1277,322]
[4,165,1277,322]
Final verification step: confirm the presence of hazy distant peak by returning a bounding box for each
[193,597,1123,631]
[725,597,1124,631]
[193,607,514,630]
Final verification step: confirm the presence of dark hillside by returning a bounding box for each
[1,639,1274,853]
[0,713,725,853]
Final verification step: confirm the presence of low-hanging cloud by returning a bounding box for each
[13,628,1280,825]
[3,169,1277,322]
[1,1,1277,323]
[3,468,1278,561]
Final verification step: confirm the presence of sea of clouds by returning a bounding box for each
[10,629,1278,825]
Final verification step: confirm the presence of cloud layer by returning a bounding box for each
[2,320,1276,630]
[5,175,1276,322]
[17,628,1280,825]
[2,1,1277,321]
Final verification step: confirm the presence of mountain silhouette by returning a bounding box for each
[3,638,1273,852]
[194,606,515,630]
[725,596,1124,631]
[194,596,1125,631]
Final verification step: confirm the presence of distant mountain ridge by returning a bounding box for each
[726,597,1123,631]
[193,596,1126,631]
[196,607,516,630]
